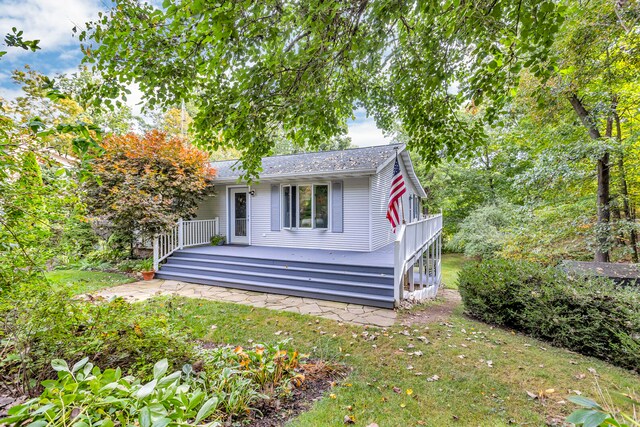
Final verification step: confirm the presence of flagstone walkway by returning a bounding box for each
[92,279,397,327]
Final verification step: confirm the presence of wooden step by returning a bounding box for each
[154,270,395,309]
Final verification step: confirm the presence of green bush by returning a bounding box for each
[458,259,640,370]
[448,203,515,259]
[1,343,309,427]
[2,358,229,427]
[0,287,192,395]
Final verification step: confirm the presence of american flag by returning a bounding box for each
[386,157,406,232]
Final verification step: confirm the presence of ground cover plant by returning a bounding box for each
[0,286,193,397]
[458,259,640,370]
[2,342,322,427]
[44,269,135,295]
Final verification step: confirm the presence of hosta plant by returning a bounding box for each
[567,395,640,427]
[1,358,223,427]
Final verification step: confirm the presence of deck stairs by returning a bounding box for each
[155,247,395,308]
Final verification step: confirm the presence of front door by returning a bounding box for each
[229,187,249,244]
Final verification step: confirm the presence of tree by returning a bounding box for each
[83,131,215,257]
[80,0,564,180]
[526,0,640,261]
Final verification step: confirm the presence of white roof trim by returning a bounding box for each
[400,151,427,198]
[212,168,378,184]
[374,144,427,198]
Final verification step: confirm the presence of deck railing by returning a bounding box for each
[153,218,219,271]
[393,214,443,305]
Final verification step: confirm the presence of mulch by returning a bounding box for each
[249,362,348,427]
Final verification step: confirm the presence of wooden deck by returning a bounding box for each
[180,243,395,268]
[156,244,396,308]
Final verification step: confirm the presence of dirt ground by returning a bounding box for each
[398,288,462,326]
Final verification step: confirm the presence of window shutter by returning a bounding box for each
[331,181,343,233]
[271,185,280,231]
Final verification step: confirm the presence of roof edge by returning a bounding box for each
[211,168,378,184]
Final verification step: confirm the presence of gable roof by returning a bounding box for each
[210,143,427,197]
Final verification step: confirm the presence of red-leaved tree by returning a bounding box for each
[84,131,215,256]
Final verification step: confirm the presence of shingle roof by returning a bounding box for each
[211,144,403,181]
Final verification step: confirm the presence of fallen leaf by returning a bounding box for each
[427,375,440,382]
[343,415,355,424]
[393,386,402,394]
[526,391,538,399]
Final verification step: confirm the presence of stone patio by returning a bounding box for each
[92,279,397,327]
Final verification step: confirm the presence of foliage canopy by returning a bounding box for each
[81,0,565,179]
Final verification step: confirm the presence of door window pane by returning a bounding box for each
[234,192,247,236]
[298,185,312,228]
[314,185,328,229]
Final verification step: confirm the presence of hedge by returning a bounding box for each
[458,259,640,371]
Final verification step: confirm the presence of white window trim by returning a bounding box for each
[280,182,331,231]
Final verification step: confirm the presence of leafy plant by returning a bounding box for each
[209,234,225,246]
[201,340,306,397]
[567,394,640,427]
[0,289,192,395]
[458,259,640,370]
[139,258,154,272]
[448,203,515,259]
[1,358,224,427]
[1,341,310,427]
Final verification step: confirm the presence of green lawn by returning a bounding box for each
[442,253,470,289]
[44,268,640,425]
[45,269,135,294]
[138,296,640,426]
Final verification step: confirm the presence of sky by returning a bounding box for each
[0,0,390,147]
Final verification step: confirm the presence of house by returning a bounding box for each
[154,144,443,308]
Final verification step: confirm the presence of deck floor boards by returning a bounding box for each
[181,243,395,268]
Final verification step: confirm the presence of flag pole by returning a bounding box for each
[395,147,406,225]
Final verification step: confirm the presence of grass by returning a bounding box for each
[45,269,135,294]
[441,253,470,289]
[139,296,640,426]
[47,268,639,425]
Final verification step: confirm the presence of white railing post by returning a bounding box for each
[178,218,184,249]
[153,236,159,271]
[394,237,401,305]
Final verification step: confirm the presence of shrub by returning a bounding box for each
[458,259,640,370]
[0,287,193,395]
[1,343,310,426]
[448,203,515,259]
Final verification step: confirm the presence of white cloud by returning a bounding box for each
[347,117,393,147]
[0,0,102,60]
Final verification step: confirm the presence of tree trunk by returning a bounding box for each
[568,93,610,262]
[614,111,639,262]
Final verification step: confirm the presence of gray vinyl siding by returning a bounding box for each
[194,186,228,237]
[195,159,421,252]
[250,177,370,251]
[370,158,421,251]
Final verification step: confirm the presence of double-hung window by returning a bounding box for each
[282,184,329,229]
